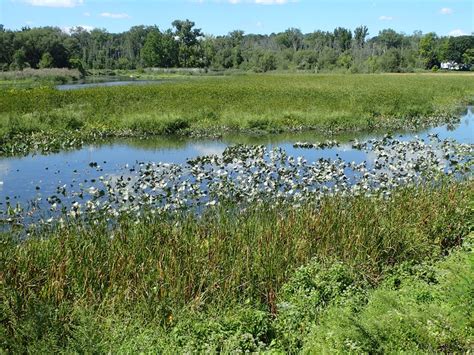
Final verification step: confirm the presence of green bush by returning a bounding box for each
[303,237,474,353]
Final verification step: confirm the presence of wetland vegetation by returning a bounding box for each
[0,36,473,352]
[1,181,473,353]
[1,104,473,351]
[1,73,473,156]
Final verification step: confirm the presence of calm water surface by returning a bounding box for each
[56,79,163,90]
[0,108,472,209]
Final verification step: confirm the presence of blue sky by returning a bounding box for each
[1,0,472,37]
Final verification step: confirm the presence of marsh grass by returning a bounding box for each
[0,68,81,86]
[1,74,473,141]
[1,181,472,352]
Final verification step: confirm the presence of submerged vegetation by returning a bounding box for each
[2,134,472,228]
[1,73,473,156]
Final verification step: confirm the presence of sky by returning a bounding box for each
[0,0,472,37]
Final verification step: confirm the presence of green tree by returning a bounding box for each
[69,58,86,77]
[305,31,333,52]
[160,29,179,67]
[229,30,244,46]
[0,21,466,73]
[419,32,440,69]
[14,27,70,68]
[172,19,203,67]
[462,48,474,67]
[124,25,155,67]
[440,35,474,63]
[354,25,369,48]
[0,25,14,66]
[377,29,403,49]
[117,57,131,69]
[251,50,277,72]
[336,53,353,69]
[39,52,54,68]
[365,56,381,73]
[11,48,27,70]
[379,48,401,72]
[200,36,217,68]
[141,29,163,67]
[333,27,352,52]
[317,47,338,70]
[294,50,318,70]
[276,28,303,51]
[462,48,474,70]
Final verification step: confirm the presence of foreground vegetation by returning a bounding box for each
[1,181,472,352]
[1,73,473,156]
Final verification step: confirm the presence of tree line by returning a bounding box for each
[1,20,473,73]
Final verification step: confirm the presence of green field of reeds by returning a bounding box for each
[1,73,473,156]
[1,181,473,353]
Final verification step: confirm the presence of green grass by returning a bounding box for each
[1,181,472,352]
[0,68,82,88]
[302,238,474,353]
[1,73,473,140]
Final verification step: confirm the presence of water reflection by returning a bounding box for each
[56,79,165,90]
[0,107,472,210]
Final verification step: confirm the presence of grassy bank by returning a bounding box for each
[1,73,473,155]
[0,68,82,88]
[1,181,472,352]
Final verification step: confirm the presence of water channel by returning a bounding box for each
[0,107,472,224]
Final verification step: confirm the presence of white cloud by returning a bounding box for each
[193,144,226,156]
[378,15,393,21]
[100,12,130,19]
[62,25,94,34]
[448,29,468,37]
[24,0,83,7]
[254,0,291,4]
[83,11,90,16]
[439,7,453,15]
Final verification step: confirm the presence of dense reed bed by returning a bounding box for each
[1,180,472,352]
[1,73,473,155]
[0,68,82,87]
